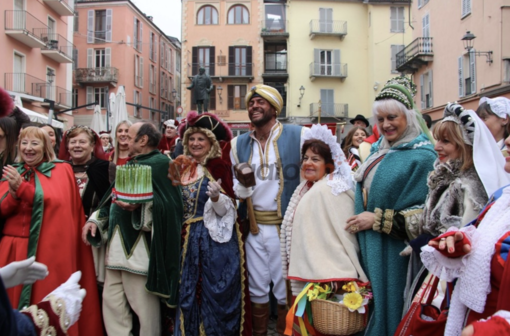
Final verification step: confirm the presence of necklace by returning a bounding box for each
[75,171,88,185]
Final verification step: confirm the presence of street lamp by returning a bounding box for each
[172,88,177,100]
[461,31,493,63]
[217,85,223,104]
[297,85,305,107]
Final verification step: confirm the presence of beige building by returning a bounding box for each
[1,0,74,126]
[73,0,180,128]
[397,0,510,121]
[287,0,413,131]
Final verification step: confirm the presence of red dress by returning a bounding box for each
[0,162,103,336]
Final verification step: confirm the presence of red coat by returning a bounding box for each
[0,162,103,336]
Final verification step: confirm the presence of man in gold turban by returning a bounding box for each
[230,84,305,336]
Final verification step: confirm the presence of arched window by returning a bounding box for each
[197,5,218,25]
[227,5,249,24]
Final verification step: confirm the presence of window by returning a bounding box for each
[462,0,471,18]
[150,32,157,61]
[87,9,112,43]
[312,49,341,76]
[133,90,140,117]
[319,8,333,33]
[176,53,181,73]
[264,44,287,73]
[192,46,215,76]
[228,5,249,24]
[161,42,166,65]
[149,97,155,120]
[86,48,111,70]
[168,48,173,72]
[264,3,286,32]
[420,71,433,109]
[422,14,431,53]
[45,67,55,101]
[458,52,476,97]
[74,12,79,32]
[86,87,107,108]
[320,89,335,116]
[72,49,78,70]
[390,7,405,33]
[228,85,247,110]
[134,55,143,88]
[228,46,252,76]
[72,88,78,108]
[161,72,166,98]
[149,65,155,94]
[134,17,143,51]
[197,5,218,25]
[48,17,56,37]
[391,45,405,73]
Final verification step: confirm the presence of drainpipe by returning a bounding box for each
[408,0,414,30]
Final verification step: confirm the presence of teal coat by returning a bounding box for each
[355,133,436,336]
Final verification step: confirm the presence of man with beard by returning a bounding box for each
[82,122,183,336]
[230,84,304,336]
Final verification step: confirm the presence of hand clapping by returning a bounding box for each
[3,165,22,198]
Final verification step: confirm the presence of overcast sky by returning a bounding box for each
[132,0,182,40]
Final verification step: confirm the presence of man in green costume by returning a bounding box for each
[82,122,183,335]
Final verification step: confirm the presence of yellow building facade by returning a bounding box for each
[287,0,412,127]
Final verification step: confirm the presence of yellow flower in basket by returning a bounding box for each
[340,292,370,314]
[342,281,358,293]
[307,284,331,301]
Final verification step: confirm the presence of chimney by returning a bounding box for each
[147,16,153,21]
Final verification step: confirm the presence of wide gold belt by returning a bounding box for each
[253,210,282,225]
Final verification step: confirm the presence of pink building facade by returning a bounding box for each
[0,0,74,126]
[397,0,510,120]
[182,0,272,134]
[73,0,180,129]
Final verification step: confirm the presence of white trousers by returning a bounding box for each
[102,269,160,336]
[245,224,287,304]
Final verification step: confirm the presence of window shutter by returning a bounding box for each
[458,56,464,97]
[228,46,235,76]
[422,15,428,37]
[192,47,198,76]
[314,49,320,75]
[333,49,341,76]
[209,46,215,76]
[428,70,433,107]
[86,86,93,108]
[420,74,425,109]
[105,48,111,67]
[153,37,157,62]
[228,85,234,109]
[390,7,396,32]
[139,22,143,52]
[418,0,423,8]
[106,9,112,42]
[133,17,137,50]
[87,48,93,68]
[319,8,325,32]
[133,89,137,116]
[149,34,153,60]
[246,46,252,76]
[87,10,94,43]
[73,49,78,70]
[134,55,138,86]
[140,57,144,88]
[398,7,404,33]
[469,51,476,94]
[161,41,164,63]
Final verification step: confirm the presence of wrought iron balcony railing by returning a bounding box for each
[74,67,119,83]
[309,103,348,118]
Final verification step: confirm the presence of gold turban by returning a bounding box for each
[245,84,283,115]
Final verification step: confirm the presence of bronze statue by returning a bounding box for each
[187,67,213,114]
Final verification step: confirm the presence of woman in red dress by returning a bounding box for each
[0,127,103,336]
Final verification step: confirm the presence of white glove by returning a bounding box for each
[206,179,222,200]
[44,271,86,327]
[234,183,253,199]
[0,257,48,288]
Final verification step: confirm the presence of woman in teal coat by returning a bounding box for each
[345,77,436,336]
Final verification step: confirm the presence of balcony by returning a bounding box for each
[261,20,289,40]
[263,53,288,80]
[35,84,72,108]
[4,11,48,48]
[365,0,411,3]
[74,67,119,86]
[309,20,347,40]
[43,0,74,16]
[187,63,253,82]
[396,37,433,74]
[309,63,348,81]
[310,103,348,118]
[40,33,74,63]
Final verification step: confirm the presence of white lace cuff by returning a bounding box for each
[420,226,476,282]
[204,194,236,243]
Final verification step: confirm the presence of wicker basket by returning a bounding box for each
[311,298,366,335]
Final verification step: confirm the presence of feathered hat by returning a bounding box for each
[178,111,232,142]
[0,86,14,118]
[163,119,180,129]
